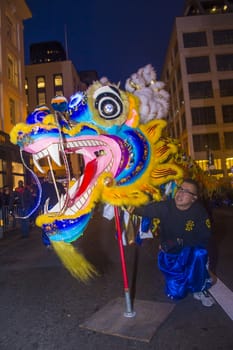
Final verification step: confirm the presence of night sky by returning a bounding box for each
[24,0,185,85]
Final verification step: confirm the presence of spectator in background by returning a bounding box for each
[1,186,11,227]
[9,180,33,238]
[2,186,11,206]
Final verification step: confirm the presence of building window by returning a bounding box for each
[36,76,46,105]
[54,74,63,86]
[216,54,233,71]
[53,74,63,96]
[213,29,233,45]
[191,106,216,125]
[224,132,233,149]
[12,162,25,190]
[37,76,45,89]
[6,15,17,46]
[226,157,233,172]
[9,98,16,124]
[37,92,46,106]
[193,133,220,152]
[222,105,233,123]
[189,81,213,99]
[183,32,207,48]
[219,79,233,97]
[186,56,210,74]
[7,54,18,87]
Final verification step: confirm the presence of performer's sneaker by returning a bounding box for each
[193,290,215,307]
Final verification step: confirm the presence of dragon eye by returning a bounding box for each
[94,86,123,120]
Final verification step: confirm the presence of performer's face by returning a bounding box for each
[175,182,198,210]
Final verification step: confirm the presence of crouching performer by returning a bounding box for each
[132,178,215,307]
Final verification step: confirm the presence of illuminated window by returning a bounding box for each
[226,158,233,170]
[54,74,63,86]
[12,162,24,174]
[37,76,45,89]
[12,162,25,189]
[36,76,46,105]
[196,160,209,172]
[54,74,63,96]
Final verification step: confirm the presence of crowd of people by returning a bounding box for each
[0,172,65,239]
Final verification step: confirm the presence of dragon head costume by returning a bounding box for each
[10,64,184,280]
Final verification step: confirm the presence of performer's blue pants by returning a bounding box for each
[158,247,212,299]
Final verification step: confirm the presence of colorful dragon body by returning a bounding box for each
[10,65,184,280]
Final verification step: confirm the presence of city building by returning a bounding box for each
[25,41,97,178]
[30,41,67,64]
[161,0,233,178]
[25,41,87,114]
[0,0,31,189]
[78,70,98,87]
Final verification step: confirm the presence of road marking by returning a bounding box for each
[209,277,233,321]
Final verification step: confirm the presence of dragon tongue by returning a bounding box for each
[75,158,97,198]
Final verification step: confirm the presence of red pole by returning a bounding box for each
[114,206,129,289]
[114,206,135,317]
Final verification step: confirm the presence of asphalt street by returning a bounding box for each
[0,207,233,350]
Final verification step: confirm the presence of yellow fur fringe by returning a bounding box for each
[51,241,98,282]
